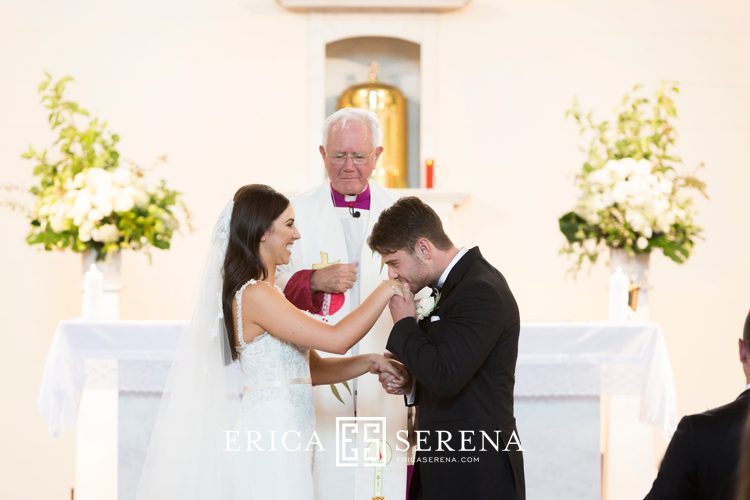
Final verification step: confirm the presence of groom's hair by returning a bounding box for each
[369,196,453,255]
[744,308,750,346]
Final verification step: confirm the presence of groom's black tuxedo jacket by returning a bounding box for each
[643,389,750,500]
[386,247,525,500]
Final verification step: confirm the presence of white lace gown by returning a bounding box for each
[231,280,315,499]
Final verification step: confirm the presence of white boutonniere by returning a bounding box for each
[416,291,440,321]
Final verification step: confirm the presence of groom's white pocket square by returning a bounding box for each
[430,316,441,322]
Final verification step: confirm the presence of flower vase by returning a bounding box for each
[82,250,121,319]
[609,248,650,321]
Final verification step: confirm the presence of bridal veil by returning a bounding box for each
[134,201,243,500]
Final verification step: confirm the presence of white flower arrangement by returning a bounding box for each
[14,74,191,261]
[41,166,151,242]
[559,82,707,273]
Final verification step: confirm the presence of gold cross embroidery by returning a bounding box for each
[312,251,340,270]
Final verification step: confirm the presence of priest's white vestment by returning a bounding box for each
[277,180,407,500]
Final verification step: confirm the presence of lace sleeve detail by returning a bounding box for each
[235,279,258,350]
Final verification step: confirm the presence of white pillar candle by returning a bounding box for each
[608,266,629,322]
[82,264,104,319]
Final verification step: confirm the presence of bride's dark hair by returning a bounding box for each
[222,184,290,360]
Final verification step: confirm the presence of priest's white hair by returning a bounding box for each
[321,107,382,150]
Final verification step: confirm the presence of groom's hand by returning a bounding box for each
[379,371,409,395]
[388,282,416,323]
[310,263,357,293]
[370,352,411,395]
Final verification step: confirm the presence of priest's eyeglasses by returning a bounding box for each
[328,150,375,165]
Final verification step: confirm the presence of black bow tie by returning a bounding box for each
[430,285,441,297]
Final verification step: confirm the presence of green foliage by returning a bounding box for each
[559,82,707,275]
[19,74,192,261]
[329,381,352,405]
[564,82,682,173]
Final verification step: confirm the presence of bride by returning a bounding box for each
[135,184,406,500]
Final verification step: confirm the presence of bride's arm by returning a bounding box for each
[244,279,401,355]
[309,349,407,385]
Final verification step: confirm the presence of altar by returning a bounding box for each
[39,320,677,500]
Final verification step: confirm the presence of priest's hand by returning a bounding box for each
[310,263,358,293]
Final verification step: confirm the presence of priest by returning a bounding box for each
[277,108,406,500]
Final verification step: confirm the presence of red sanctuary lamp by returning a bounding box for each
[425,159,434,189]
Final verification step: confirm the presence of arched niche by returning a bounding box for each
[307,13,438,187]
[326,36,420,187]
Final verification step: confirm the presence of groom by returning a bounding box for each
[368,196,525,500]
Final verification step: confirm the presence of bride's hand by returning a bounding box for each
[400,282,414,302]
[369,354,410,395]
[370,353,409,385]
[385,278,406,298]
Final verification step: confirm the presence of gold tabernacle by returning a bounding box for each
[338,62,408,188]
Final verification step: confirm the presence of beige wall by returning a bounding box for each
[1,0,748,497]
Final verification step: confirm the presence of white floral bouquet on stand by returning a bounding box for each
[11,74,191,262]
[559,82,707,273]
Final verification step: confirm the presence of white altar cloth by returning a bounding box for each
[38,320,678,500]
[38,320,186,436]
[516,322,678,439]
[39,320,677,436]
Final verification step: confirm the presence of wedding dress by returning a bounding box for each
[134,202,315,500]
[230,279,315,499]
